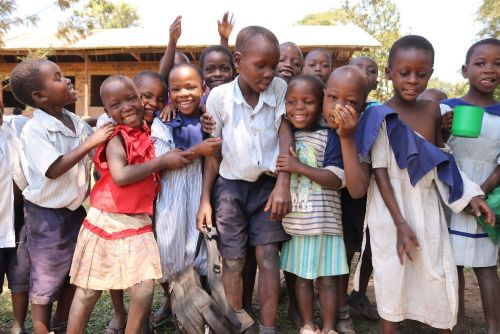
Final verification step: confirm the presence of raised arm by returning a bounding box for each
[46,123,115,179]
[159,15,182,82]
[337,105,371,198]
[217,11,234,47]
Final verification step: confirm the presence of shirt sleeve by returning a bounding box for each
[324,129,345,188]
[21,124,63,177]
[370,121,389,169]
[274,78,287,130]
[206,88,224,138]
[439,103,453,116]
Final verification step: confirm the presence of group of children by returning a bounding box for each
[0,12,498,334]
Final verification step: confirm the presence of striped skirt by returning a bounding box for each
[280,234,349,279]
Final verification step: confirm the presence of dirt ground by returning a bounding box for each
[0,265,490,333]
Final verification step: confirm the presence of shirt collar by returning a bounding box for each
[33,108,81,136]
[232,76,277,108]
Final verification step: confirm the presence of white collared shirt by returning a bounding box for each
[0,124,25,247]
[207,76,287,182]
[21,109,93,210]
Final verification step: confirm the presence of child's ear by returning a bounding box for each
[461,64,468,79]
[32,90,47,105]
[384,67,391,80]
[233,52,242,69]
[103,107,110,115]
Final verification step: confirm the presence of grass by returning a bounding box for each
[0,284,487,333]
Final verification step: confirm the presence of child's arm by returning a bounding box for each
[277,146,342,188]
[182,137,222,159]
[374,168,420,264]
[433,103,445,148]
[45,123,115,179]
[265,118,293,222]
[217,11,234,47]
[159,16,182,82]
[106,134,192,186]
[480,166,499,195]
[196,152,221,231]
[337,105,371,198]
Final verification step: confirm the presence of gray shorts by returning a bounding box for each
[214,175,290,260]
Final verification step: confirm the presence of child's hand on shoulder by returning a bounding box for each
[276,147,301,174]
[217,11,235,42]
[465,196,495,226]
[197,137,222,157]
[161,148,193,170]
[200,112,216,134]
[159,102,176,122]
[396,221,420,265]
[336,105,359,138]
[85,122,115,149]
[169,16,182,44]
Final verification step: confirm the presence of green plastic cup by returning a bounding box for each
[451,105,484,138]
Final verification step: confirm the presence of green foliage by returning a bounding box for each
[427,78,468,98]
[57,0,140,43]
[476,0,499,39]
[298,0,402,102]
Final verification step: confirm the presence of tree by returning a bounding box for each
[476,0,499,39]
[427,78,468,98]
[0,0,76,46]
[57,0,140,42]
[298,0,401,102]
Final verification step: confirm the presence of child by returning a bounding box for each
[199,45,235,91]
[278,74,347,334]
[302,49,333,84]
[67,75,189,333]
[440,38,500,334]
[418,88,448,103]
[353,35,494,333]
[0,98,30,334]
[196,25,294,334]
[9,59,114,334]
[150,63,222,328]
[277,42,303,83]
[337,56,380,330]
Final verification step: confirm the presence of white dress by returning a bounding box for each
[151,119,207,282]
[356,122,483,329]
[446,112,500,267]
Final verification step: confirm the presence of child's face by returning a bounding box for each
[234,39,280,94]
[385,48,433,102]
[285,80,321,130]
[351,57,378,91]
[169,66,204,117]
[36,61,77,108]
[137,77,165,125]
[102,80,144,128]
[323,71,366,129]
[462,44,500,95]
[277,44,303,83]
[202,51,233,90]
[302,50,332,84]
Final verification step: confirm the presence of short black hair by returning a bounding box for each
[12,107,23,115]
[133,71,166,90]
[10,59,52,108]
[235,26,279,54]
[99,75,136,106]
[175,51,190,63]
[388,35,434,67]
[168,63,203,84]
[465,38,500,64]
[328,65,370,100]
[304,49,332,64]
[288,74,324,104]
[200,45,234,72]
[280,42,304,61]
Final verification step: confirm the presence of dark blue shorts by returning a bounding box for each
[214,175,290,260]
[341,189,371,257]
[25,201,85,305]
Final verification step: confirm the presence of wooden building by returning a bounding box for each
[0,24,379,117]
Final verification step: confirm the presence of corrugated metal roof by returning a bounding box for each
[1,23,379,52]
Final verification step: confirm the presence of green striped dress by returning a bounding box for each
[279,128,349,279]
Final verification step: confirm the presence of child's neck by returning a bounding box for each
[387,95,419,114]
[461,88,497,107]
[238,77,260,109]
[39,105,65,120]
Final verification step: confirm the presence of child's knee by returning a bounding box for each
[223,258,246,273]
[318,276,335,290]
[256,244,279,271]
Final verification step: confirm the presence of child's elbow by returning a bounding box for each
[347,184,368,199]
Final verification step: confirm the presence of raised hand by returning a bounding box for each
[169,16,182,44]
[85,122,115,149]
[218,11,235,44]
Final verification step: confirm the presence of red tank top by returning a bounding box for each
[90,125,159,215]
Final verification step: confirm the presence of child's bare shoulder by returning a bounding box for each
[418,99,441,120]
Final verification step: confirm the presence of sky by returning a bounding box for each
[11,0,485,83]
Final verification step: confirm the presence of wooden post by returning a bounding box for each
[84,54,89,117]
